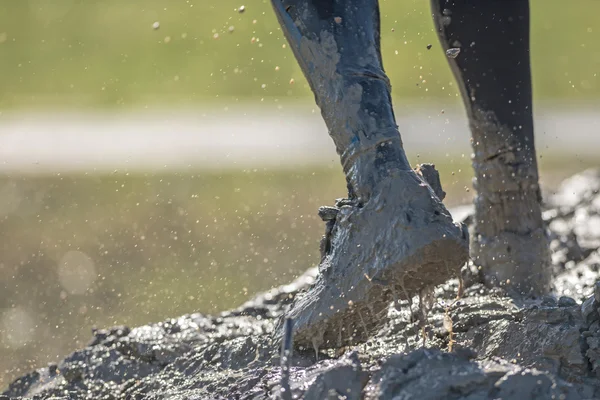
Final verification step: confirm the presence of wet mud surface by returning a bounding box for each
[4,169,600,400]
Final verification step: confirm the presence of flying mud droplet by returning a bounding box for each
[427,44,432,50]
[152,21,160,30]
[446,48,461,59]
[238,5,245,13]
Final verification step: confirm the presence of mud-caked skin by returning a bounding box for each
[287,170,468,348]
[271,0,468,349]
[271,0,411,198]
[431,0,550,296]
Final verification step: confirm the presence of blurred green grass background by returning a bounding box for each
[1,0,600,390]
[0,0,599,109]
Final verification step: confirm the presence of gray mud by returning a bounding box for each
[4,169,600,400]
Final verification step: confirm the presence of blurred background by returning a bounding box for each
[1,0,599,389]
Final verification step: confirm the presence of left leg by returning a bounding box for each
[430,0,550,295]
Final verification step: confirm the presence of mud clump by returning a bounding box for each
[4,169,600,399]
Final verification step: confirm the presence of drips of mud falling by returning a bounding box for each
[4,169,600,400]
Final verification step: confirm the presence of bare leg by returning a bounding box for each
[431,0,550,295]
[271,0,468,349]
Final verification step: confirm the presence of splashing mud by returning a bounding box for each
[4,169,600,399]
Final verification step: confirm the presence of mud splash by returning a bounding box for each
[4,169,600,399]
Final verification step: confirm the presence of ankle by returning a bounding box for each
[341,135,411,200]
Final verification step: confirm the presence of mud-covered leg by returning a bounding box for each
[271,0,468,349]
[431,0,550,296]
[273,0,410,198]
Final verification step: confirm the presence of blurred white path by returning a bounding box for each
[0,104,598,174]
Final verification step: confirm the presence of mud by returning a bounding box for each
[4,169,600,399]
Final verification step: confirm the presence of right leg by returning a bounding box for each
[271,0,468,349]
[431,0,550,295]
